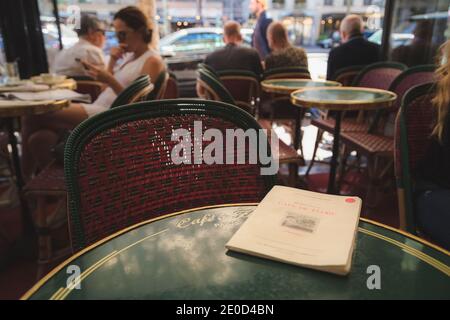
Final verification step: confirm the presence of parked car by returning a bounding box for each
[159,27,253,60]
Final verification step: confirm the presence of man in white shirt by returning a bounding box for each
[53,15,106,77]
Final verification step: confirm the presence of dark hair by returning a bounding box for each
[113,6,152,44]
[76,14,103,36]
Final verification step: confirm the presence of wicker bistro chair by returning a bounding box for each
[197,68,304,187]
[217,70,261,115]
[110,75,153,108]
[75,80,103,101]
[262,67,311,80]
[146,71,169,101]
[338,67,436,200]
[394,83,436,233]
[23,74,154,269]
[64,99,276,251]
[197,63,220,78]
[162,72,179,99]
[197,68,240,107]
[306,62,408,177]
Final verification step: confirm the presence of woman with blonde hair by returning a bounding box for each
[415,40,450,250]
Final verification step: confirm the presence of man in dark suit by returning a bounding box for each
[204,21,263,76]
[249,0,272,60]
[326,15,381,80]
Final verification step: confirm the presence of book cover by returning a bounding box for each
[225,186,362,275]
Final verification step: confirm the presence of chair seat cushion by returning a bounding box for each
[311,117,368,133]
[341,131,394,155]
[258,119,304,164]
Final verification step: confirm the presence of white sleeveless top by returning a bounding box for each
[82,49,156,117]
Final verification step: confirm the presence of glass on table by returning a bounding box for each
[5,61,20,84]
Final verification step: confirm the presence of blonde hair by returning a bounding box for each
[432,40,450,142]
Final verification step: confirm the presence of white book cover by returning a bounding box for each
[226,186,362,275]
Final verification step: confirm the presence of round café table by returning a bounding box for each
[0,99,69,233]
[22,204,450,300]
[261,79,341,152]
[291,87,397,194]
[0,78,77,93]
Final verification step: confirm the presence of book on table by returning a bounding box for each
[225,185,361,276]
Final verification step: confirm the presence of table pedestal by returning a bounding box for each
[5,118,34,234]
[327,111,341,194]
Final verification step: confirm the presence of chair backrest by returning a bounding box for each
[394,82,436,233]
[198,63,220,78]
[110,75,152,109]
[197,68,237,105]
[370,64,437,135]
[389,65,437,109]
[75,80,103,101]
[146,71,169,101]
[331,65,365,86]
[262,67,311,80]
[353,61,407,89]
[162,72,179,99]
[64,99,276,250]
[218,70,261,111]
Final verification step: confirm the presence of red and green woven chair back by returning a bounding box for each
[394,82,436,233]
[389,65,436,109]
[331,65,365,86]
[64,99,276,251]
[110,75,151,109]
[218,70,261,108]
[353,62,407,90]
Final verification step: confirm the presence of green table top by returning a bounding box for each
[261,79,341,94]
[23,204,450,300]
[291,87,397,111]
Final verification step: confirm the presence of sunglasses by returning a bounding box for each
[115,31,129,43]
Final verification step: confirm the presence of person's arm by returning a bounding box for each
[82,60,124,95]
[107,44,127,74]
[140,54,165,84]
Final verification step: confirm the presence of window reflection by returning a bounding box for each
[389,0,450,67]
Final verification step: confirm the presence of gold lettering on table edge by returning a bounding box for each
[359,228,450,276]
[176,213,216,229]
[51,228,169,300]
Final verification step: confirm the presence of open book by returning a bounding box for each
[226,186,361,276]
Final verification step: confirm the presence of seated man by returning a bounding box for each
[204,21,263,76]
[53,14,106,77]
[326,14,381,80]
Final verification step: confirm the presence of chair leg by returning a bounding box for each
[288,163,298,187]
[337,144,350,193]
[305,129,323,177]
[35,196,52,264]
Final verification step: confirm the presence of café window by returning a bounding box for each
[344,0,353,6]
[324,0,333,6]
[388,0,450,67]
[295,0,307,8]
[272,0,285,9]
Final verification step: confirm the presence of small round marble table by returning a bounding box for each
[291,87,397,194]
[261,78,342,152]
[22,204,450,300]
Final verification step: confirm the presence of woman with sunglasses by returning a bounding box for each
[21,6,165,179]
